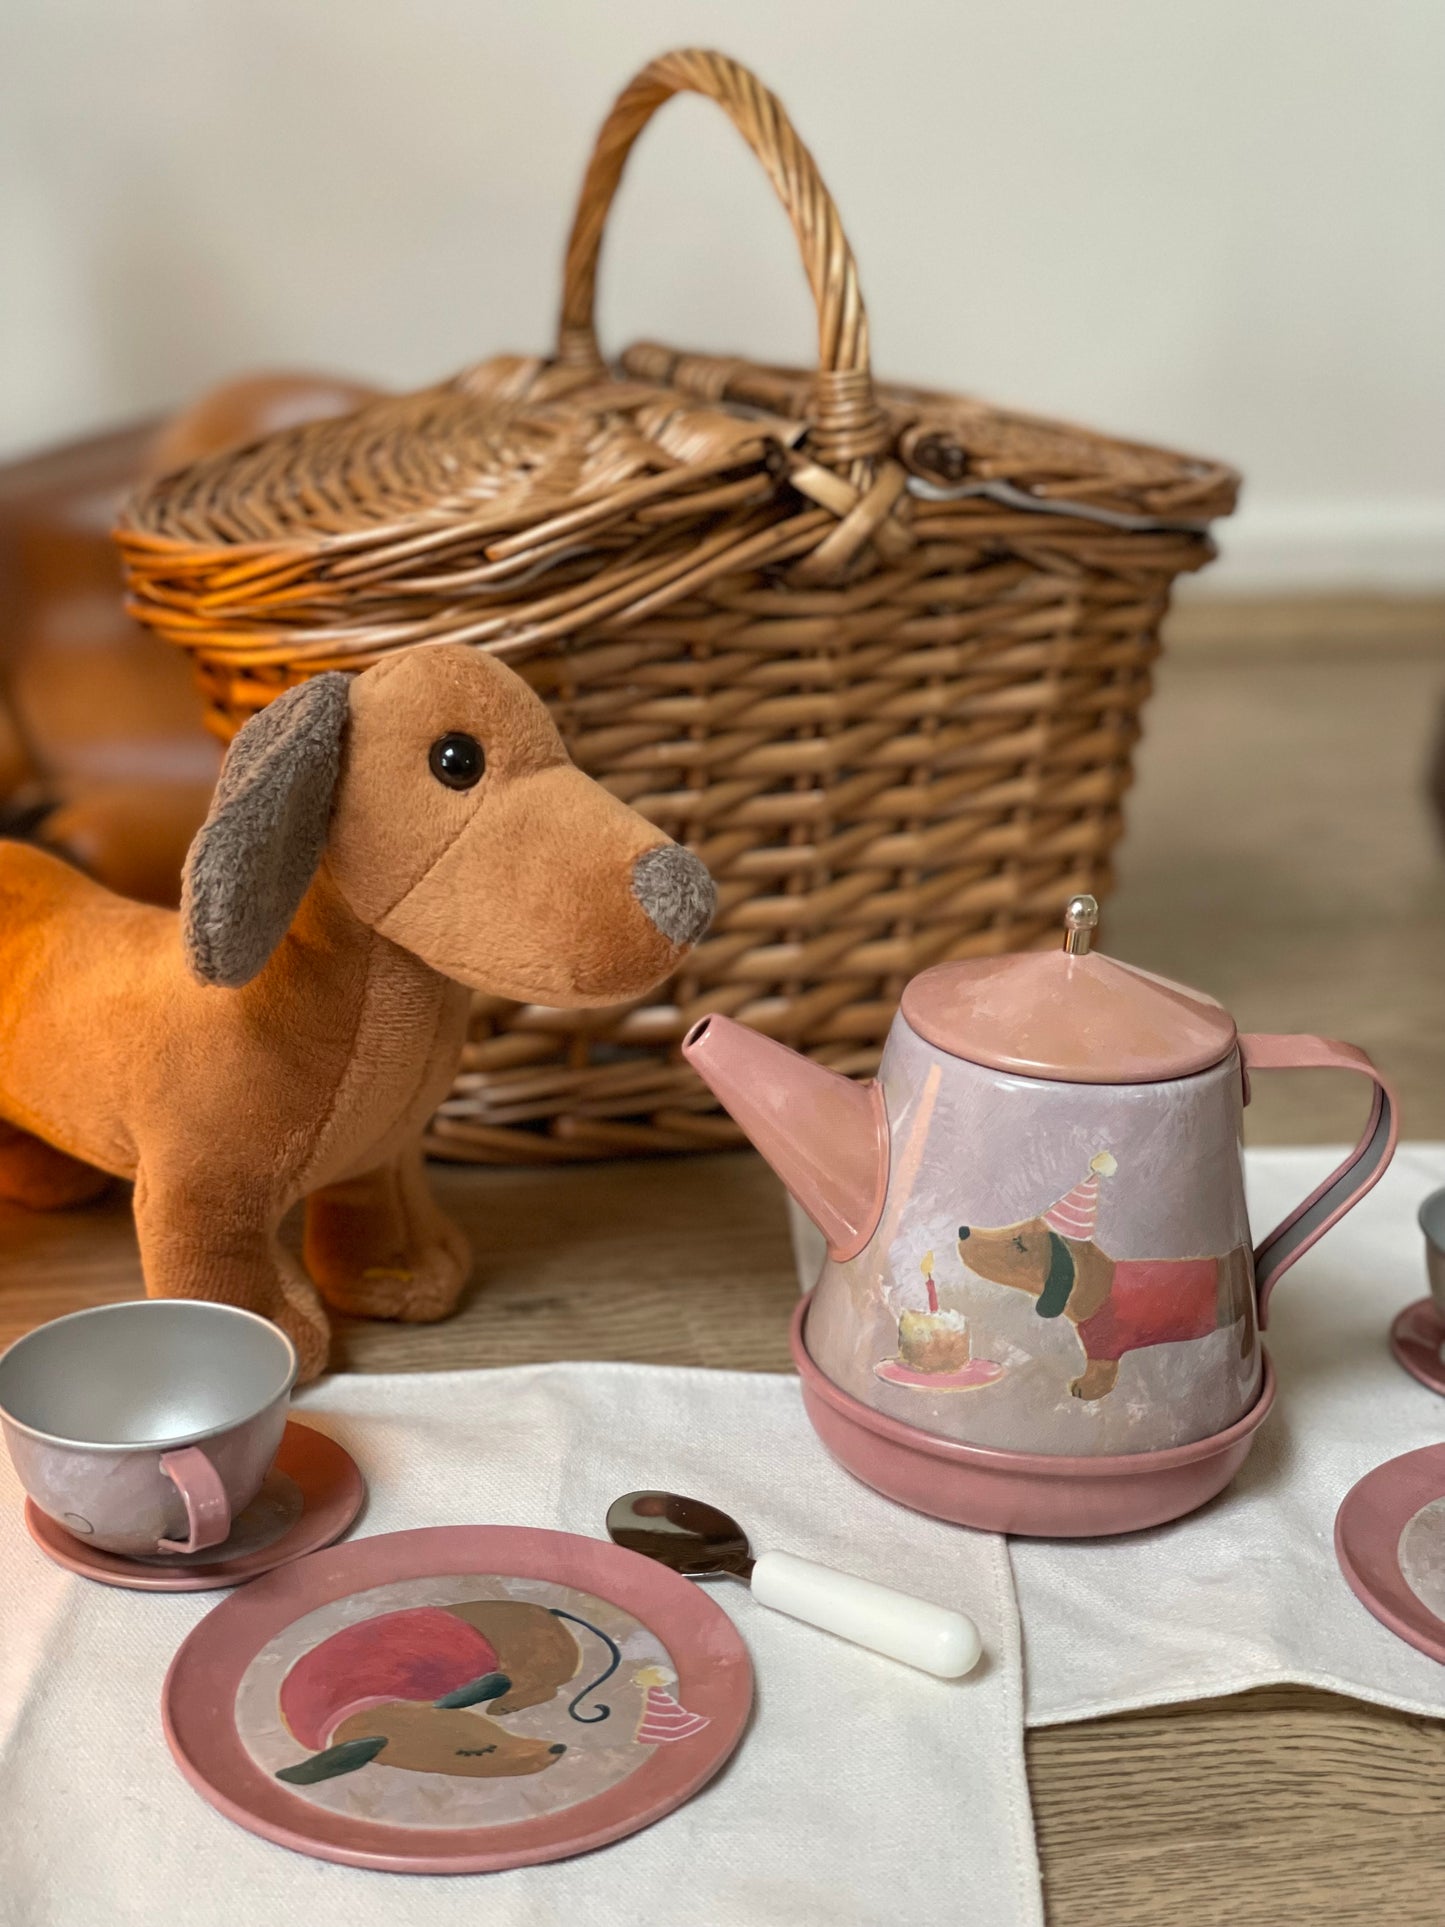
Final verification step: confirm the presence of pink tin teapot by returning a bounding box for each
[683,897,1398,1537]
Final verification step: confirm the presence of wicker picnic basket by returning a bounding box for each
[116,48,1237,1165]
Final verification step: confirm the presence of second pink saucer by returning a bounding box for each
[1390,1299,1445,1396]
[1336,1441,1445,1665]
[24,1419,364,1591]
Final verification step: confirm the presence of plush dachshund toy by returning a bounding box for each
[0,646,714,1379]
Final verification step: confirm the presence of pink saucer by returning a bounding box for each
[873,1358,1005,1392]
[1390,1299,1445,1396]
[25,1420,364,1591]
[162,1524,753,1873]
[1335,1442,1445,1665]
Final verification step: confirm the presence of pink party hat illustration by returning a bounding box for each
[633,1666,710,1744]
[1043,1151,1117,1240]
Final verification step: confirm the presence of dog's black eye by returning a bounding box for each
[1012,1236,1027,1253]
[429,732,485,790]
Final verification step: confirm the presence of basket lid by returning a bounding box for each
[899,896,1237,1084]
[116,49,1236,682]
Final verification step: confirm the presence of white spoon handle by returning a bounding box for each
[749,1550,981,1678]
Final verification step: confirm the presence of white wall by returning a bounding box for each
[1,0,1441,591]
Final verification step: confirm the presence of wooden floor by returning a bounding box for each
[3,604,1445,1924]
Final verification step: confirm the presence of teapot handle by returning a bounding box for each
[1239,1035,1399,1326]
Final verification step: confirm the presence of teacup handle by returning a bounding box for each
[1239,1035,1399,1326]
[157,1446,231,1555]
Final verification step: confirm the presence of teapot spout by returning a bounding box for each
[682,1015,888,1261]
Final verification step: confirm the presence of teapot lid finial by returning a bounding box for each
[1063,894,1099,957]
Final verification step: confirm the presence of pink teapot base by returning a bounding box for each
[793,1295,1276,1538]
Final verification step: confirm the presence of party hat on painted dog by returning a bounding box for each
[1043,1151,1117,1241]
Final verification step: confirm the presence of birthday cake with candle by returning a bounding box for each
[874,1252,1005,1392]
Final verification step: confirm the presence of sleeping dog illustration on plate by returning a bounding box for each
[273,1598,627,1785]
[956,1152,1255,1402]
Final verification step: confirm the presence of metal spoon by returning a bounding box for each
[606,1490,980,1678]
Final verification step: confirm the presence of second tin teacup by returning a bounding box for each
[0,1300,296,1558]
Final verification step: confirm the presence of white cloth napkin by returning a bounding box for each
[792,1146,1445,1727]
[1011,1144,1445,1723]
[0,1362,1041,1927]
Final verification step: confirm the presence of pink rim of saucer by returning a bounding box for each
[162,1524,753,1873]
[873,1359,1005,1392]
[24,1420,364,1591]
[792,1293,1276,1537]
[1389,1299,1445,1397]
[1334,1442,1445,1665]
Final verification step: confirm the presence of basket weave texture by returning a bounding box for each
[117,49,1237,1165]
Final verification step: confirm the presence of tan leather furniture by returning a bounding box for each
[0,375,379,905]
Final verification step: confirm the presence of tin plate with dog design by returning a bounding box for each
[162,1524,752,1871]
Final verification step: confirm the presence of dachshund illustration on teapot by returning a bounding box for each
[273,1597,622,1785]
[957,1152,1255,1402]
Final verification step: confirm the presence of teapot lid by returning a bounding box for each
[899,896,1237,1084]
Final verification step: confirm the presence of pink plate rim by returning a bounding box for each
[794,1292,1276,1476]
[1334,1441,1445,1666]
[162,1523,753,1873]
[24,1419,364,1592]
[1389,1299,1445,1397]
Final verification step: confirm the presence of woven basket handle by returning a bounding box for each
[557,48,887,470]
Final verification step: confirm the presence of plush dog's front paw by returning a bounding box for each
[316,1242,470,1323]
[304,1180,471,1324]
[270,1274,334,1383]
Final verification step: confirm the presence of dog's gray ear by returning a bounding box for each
[181,673,351,988]
[1037,1231,1076,1319]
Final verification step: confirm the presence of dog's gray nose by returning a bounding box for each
[631,844,716,948]
[958,1226,971,1242]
